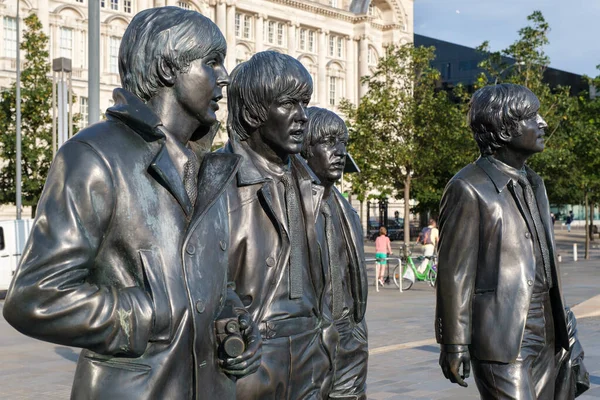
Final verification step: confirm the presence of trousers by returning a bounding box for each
[472,292,557,400]
[236,327,330,400]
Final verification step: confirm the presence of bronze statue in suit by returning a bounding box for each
[3,7,260,399]
[302,107,369,399]
[220,51,330,399]
[436,84,574,399]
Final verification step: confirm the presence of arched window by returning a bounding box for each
[367,46,379,67]
[299,56,318,102]
[327,62,344,106]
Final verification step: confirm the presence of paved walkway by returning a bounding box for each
[0,228,598,399]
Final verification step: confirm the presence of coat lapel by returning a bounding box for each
[189,152,242,231]
[149,145,193,216]
[332,189,368,322]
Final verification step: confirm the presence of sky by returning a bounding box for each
[414,0,600,77]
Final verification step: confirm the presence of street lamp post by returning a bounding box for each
[15,0,22,220]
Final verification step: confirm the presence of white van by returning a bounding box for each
[0,219,33,298]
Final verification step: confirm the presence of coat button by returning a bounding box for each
[266,257,276,268]
[220,240,227,251]
[525,232,531,239]
[527,280,533,286]
[186,244,196,255]
[196,300,205,313]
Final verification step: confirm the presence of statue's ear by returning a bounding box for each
[242,106,261,129]
[157,58,177,86]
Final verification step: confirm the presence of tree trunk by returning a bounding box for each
[585,192,589,260]
[31,204,37,219]
[590,202,595,242]
[403,174,411,246]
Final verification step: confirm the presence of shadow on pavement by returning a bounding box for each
[55,346,79,362]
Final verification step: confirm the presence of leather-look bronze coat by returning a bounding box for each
[3,89,242,399]
[221,140,324,325]
[435,157,569,363]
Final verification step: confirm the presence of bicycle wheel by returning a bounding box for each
[393,265,413,291]
[427,267,437,287]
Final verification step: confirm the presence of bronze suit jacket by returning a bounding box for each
[3,89,241,399]
[435,157,569,363]
[319,188,368,324]
[220,140,324,327]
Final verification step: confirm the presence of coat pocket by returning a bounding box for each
[84,354,152,373]
[139,249,172,343]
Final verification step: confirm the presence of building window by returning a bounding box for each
[110,0,118,11]
[109,36,120,74]
[368,47,378,66]
[235,14,241,37]
[329,36,335,56]
[308,30,315,52]
[235,14,252,39]
[329,76,337,106]
[79,31,87,68]
[76,0,84,3]
[268,21,275,44]
[124,0,132,13]
[177,1,191,9]
[243,15,251,39]
[277,23,284,46]
[60,28,73,60]
[80,97,88,128]
[329,0,338,6]
[337,37,343,58]
[368,4,375,16]
[3,17,17,58]
[101,0,105,7]
[299,29,306,50]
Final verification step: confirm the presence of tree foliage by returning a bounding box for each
[476,10,578,205]
[340,44,476,243]
[0,14,54,216]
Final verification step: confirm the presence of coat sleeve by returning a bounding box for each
[3,140,154,357]
[435,178,479,346]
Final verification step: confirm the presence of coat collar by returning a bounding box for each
[476,156,542,192]
[224,139,321,188]
[106,88,223,215]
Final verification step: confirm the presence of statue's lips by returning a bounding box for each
[289,130,304,142]
[330,161,345,169]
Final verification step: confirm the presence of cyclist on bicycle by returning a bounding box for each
[416,218,439,273]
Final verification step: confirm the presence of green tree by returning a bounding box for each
[340,44,474,244]
[0,14,53,217]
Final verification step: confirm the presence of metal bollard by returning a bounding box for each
[573,244,578,262]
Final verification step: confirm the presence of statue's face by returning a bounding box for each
[173,50,228,127]
[307,127,348,184]
[508,112,547,156]
[257,94,310,156]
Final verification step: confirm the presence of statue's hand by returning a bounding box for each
[219,307,262,378]
[439,345,470,387]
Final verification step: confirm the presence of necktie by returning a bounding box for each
[183,146,200,206]
[517,175,553,288]
[281,171,303,299]
[321,201,343,320]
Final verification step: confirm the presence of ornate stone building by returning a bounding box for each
[1,0,412,143]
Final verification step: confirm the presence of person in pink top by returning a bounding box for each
[375,226,392,286]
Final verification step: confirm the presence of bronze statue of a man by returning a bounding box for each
[221,51,330,399]
[302,107,369,399]
[436,84,573,398]
[3,7,260,399]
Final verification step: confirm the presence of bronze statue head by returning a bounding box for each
[468,83,546,157]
